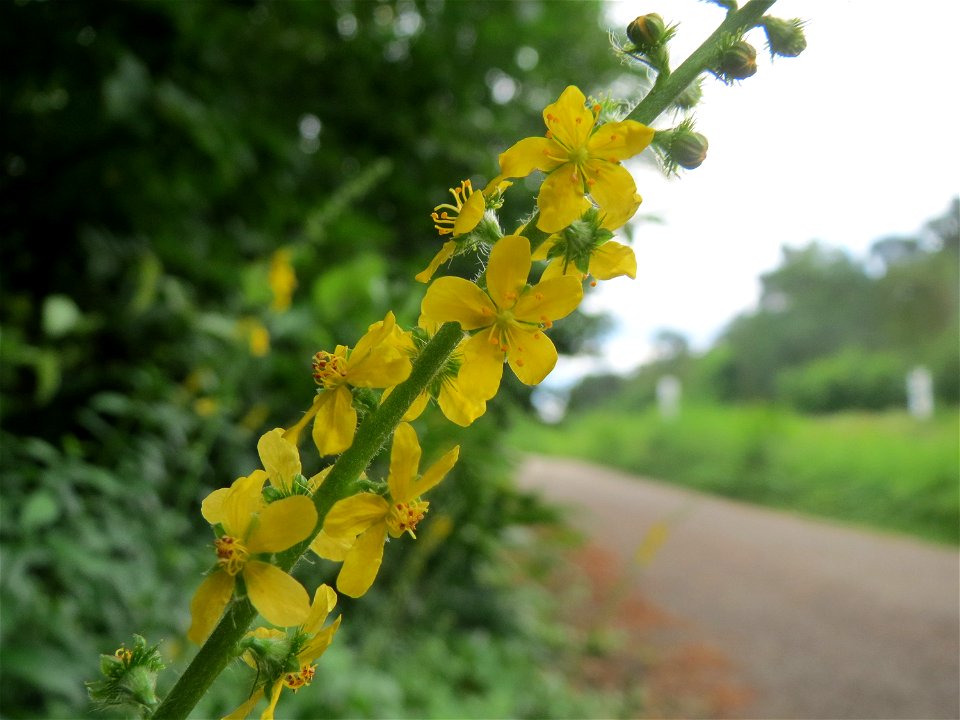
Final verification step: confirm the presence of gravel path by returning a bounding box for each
[518,455,960,719]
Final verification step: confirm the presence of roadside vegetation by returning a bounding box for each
[511,405,959,544]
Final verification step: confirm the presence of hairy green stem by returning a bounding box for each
[628,0,776,125]
[152,321,463,720]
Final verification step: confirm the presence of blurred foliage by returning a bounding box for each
[512,405,960,545]
[0,0,648,716]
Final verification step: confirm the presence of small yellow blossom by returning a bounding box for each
[225,585,342,720]
[315,423,459,597]
[187,473,317,644]
[533,208,637,285]
[420,234,582,395]
[417,179,512,284]
[268,247,297,313]
[495,85,654,233]
[309,312,413,456]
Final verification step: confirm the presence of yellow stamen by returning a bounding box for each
[214,536,249,576]
[312,351,348,389]
[387,499,430,537]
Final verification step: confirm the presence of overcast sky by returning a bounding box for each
[550,0,959,385]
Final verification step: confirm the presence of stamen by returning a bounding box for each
[214,536,249,576]
[312,351,348,389]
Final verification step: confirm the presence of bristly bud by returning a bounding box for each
[670,131,709,170]
[717,40,758,81]
[627,14,666,51]
[86,635,165,715]
[761,16,807,58]
[672,80,703,111]
[652,120,708,173]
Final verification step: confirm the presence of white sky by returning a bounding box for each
[550,0,960,386]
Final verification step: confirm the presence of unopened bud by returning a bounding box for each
[627,14,666,50]
[719,40,758,80]
[670,131,709,170]
[761,16,807,58]
[673,81,703,111]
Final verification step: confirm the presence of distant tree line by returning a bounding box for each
[569,198,959,414]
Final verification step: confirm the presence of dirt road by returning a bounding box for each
[518,455,960,719]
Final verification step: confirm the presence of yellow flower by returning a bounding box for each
[316,423,459,598]
[268,247,297,313]
[495,85,654,233]
[187,472,317,644]
[417,179,512,284]
[225,585,342,720]
[310,312,413,456]
[430,179,486,238]
[420,234,582,394]
[533,208,637,285]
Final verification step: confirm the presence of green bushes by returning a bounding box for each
[776,349,907,412]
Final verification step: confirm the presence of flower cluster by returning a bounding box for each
[180,84,652,719]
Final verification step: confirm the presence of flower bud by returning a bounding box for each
[627,14,666,50]
[761,16,807,58]
[670,131,709,170]
[718,40,757,80]
[672,80,703,111]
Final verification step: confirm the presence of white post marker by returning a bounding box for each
[657,375,682,420]
[906,366,934,420]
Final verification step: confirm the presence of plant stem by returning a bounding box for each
[152,321,464,720]
[628,0,777,125]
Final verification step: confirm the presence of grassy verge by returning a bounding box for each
[510,404,959,545]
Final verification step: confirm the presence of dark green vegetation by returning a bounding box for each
[0,2,643,717]
[523,201,960,545]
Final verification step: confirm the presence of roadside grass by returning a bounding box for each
[509,404,959,545]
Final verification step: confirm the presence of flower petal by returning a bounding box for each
[587,119,655,162]
[243,560,310,627]
[486,235,532,311]
[200,487,230,526]
[498,136,564,179]
[505,326,558,385]
[437,377,488,427]
[414,445,460,497]
[336,521,388,598]
[323,493,389,539]
[421,276,497,330]
[299,614,342,663]
[586,160,641,230]
[543,85,593,150]
[223,689,264,720]
[260,680,284,720]
[187,570,235,644]
[310,529,353,562]
[459,331,504,401]
[514,275,583,324]
[453,190,486,235]
[312,386,356,456]
[531,237,557,262]
[536,165,587,234]
[246,495,317,554]
[283,395,322,447]
[222,471,267,539]
[589,241,637,280]
[257,428,301,493]
[302,584,337,635]
[415,240,457,284]
[387,422,421,503]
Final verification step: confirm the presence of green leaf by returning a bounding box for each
[42,295,81,337]
[21,490,61,531]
